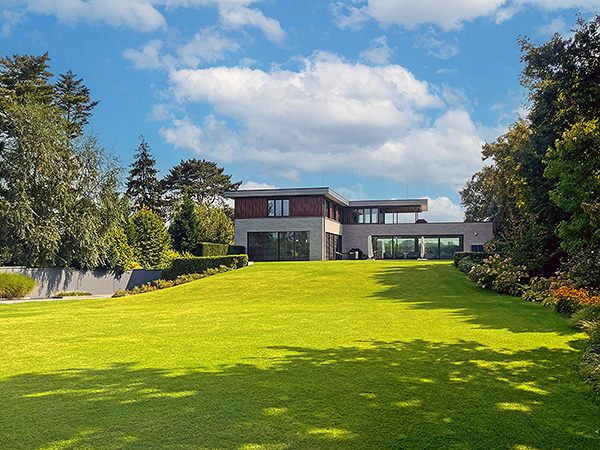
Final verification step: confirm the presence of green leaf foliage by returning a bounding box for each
[129,207,172,270]
[169,195,201,255]
[102,225,138,272]
[126,136,165,217]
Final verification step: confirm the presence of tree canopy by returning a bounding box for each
[162,158,241,206]
[461,14,600,276]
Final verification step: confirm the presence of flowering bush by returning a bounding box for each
[522,272,575,305]
[551,285,600,315]
[113,265,233,297]
[468,254,528,296]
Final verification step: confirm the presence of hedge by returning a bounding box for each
[162,254,248,280]
[453,251,494,267]
[227,245,245,255]
[0,272,36,298]
[194,243,246,257]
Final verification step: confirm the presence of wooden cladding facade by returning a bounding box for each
[235,195,328,219]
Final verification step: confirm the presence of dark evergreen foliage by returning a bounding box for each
[162,158,241,206]
[54,70,99,138]
[126,136,165,215]
[169,195,201,255]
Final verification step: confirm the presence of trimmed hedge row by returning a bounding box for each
[0,272,36,298]
[454,251,494,267]
[162,254,248,280]
[195,242,246,257]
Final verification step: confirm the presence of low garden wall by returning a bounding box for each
[0,267,162,298]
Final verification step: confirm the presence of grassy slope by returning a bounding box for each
[0,261,599,449]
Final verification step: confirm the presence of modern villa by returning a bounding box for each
[224,187,493,262]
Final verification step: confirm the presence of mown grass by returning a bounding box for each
[1,261,599,449]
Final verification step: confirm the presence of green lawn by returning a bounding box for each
[1,261,599,449]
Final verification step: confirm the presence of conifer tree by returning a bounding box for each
[54,70,99,138]
[126,136,164,215]
[169,194,201,255]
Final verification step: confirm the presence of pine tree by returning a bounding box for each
[162,158,241,206]
[126,136,164,215]
[54,70,99,138]
[169,194,201,255]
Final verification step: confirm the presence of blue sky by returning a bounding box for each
[2,1,599,221]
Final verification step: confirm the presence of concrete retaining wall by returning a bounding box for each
[0,267,162,298]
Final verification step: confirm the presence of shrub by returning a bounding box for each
[197,242,229,257]
[53,291,92,297]
[227,245,245,255]
[0,272,36,298]
[162,254,248,280]
[128,207,172,269]
[468,254,528,296]
[552,286,600,315]
[112,266,234,297]
[457,257,476,273]
[454,251,493,267]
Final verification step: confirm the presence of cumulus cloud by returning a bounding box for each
[2,0,166,31]
[424,196,465,222]
[334,0,600,31]
[240,181,277,190]
[359,36,394,65]
[0,0,284,37]
[123,28,241,70]
[163,53,486,187]
[219,4,285,43]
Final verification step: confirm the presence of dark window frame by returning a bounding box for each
[267,198,290,217]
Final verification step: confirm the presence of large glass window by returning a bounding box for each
[393,237,418,259]
[352,208,378,224]
[267,199,289,217]
[248,231,309,261]
[370,235,462,260]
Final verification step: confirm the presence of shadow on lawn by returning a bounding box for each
[370,263,580,335]
[2,340,599,449]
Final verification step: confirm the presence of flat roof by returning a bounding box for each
[224,187,428,211]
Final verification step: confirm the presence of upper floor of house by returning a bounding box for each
[224,187,429,224]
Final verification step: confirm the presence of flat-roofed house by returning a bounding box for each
[224,187,492,261]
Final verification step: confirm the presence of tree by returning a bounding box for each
[0,52,53,104]
[126,136,164,215]
[197,204,235,245]
[128,207,172,269]
[169,194,201,255]
[54,70,99,139]
[102,224,138,272]
[162,158,241,206]
[0,97,122,268]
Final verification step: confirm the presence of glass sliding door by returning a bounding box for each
[393,237,417,259]
[248,232,310,261]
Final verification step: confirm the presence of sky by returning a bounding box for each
[2,1,599,222]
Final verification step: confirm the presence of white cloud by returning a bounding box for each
[424,196,465,222]
[334,0,600,31]
[164,53,487,188]
[240,181,277,190]
[536,16,569,36]
[364,0,505,31]
[359,36,394,65]
[4,0,166,31]
[0,0,284,36]
[334,183,368,200]
[123,39,175,70]
[414,32,460,59]
[123,29,240,70]
[219,4,285,43]
[176,28,241,66]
